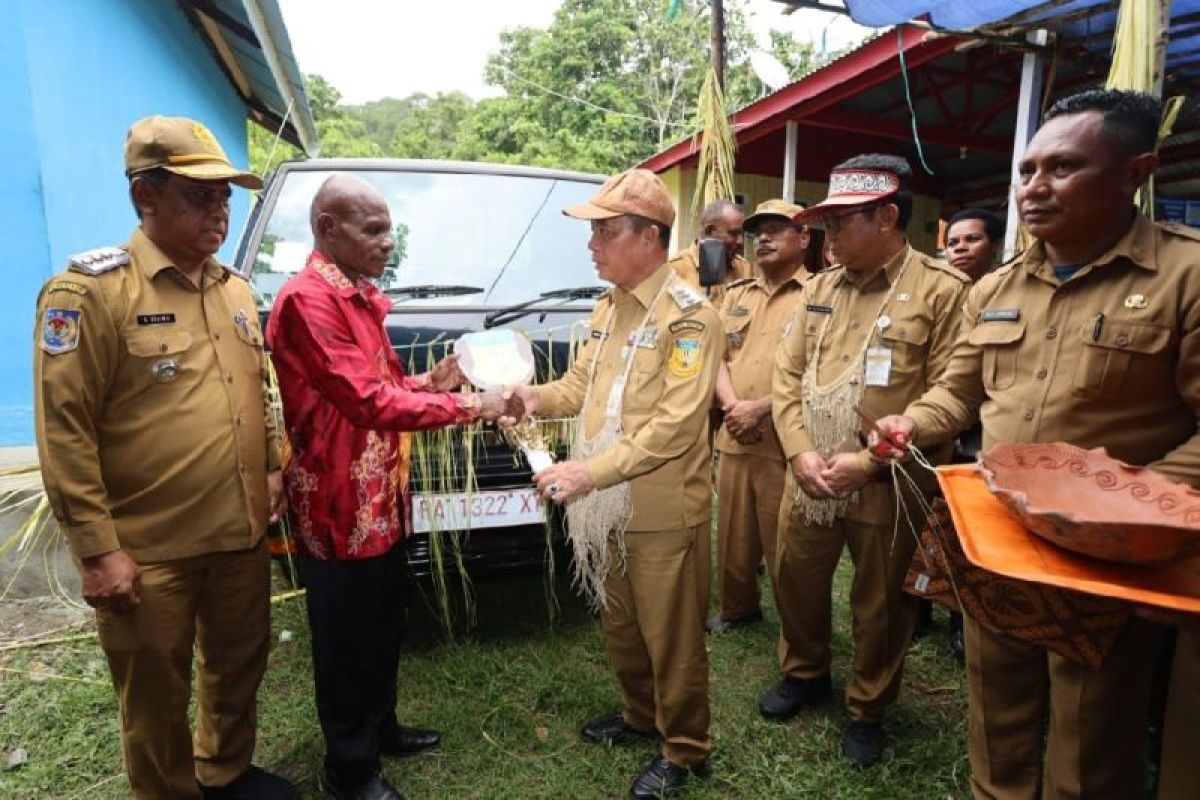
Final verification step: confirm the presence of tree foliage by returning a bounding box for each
[249,0,815,177]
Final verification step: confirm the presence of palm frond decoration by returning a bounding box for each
[1104,0,1181,216]
[691,65,737,220]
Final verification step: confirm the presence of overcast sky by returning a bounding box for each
[277,1,874,104]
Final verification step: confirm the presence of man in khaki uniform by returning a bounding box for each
[708,199,809,633]
[767,155,969,767]
[668,198,752,306]
[873,90,1198,798]
[33,117,295,799]
[506,169,721,799]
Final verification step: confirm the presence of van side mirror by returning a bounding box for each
[697,238,727,287]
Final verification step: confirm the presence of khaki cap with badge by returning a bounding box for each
[744,199,806,234]
[563,168,675,227]
[124,115,262,190]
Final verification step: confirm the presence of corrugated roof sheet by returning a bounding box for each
[840,0,1200,81]
[177,0,319,154]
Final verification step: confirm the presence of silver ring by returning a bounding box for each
[548,483,562,495]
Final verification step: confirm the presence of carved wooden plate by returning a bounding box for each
[978,442,1200,564]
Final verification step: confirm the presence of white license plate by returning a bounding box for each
[411,488,546,534]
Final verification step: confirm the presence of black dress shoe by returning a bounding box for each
[199,765,299,799]
[842,720,884,768]
[581,712,656,745]
[379,723,442,758]
[629,756,690,799]
[705,609,763,633]
[758,674,832,721]
[321,769,403,800]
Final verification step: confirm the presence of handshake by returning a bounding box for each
[479,384,541,427]
[474,390,528,425]
[426,352,541,427]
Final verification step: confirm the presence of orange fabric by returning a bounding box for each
[938,464,1200,612]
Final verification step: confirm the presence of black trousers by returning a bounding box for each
[301,543,410,782]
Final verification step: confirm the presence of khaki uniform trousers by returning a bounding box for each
[963,615,1165,800]
[715,453,785,620]
[95,540,270,799]
[603,524,711,767]
[773,488,918,722]
[1158,629,1199,800]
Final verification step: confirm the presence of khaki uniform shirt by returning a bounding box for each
[773,245,970,523]
[716,271,808,460]
[34,228,280,562]
[908,215,1200,486]
[668,243,753,307]
[534,264,723,531]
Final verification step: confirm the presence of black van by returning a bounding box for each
[238,159,606,579]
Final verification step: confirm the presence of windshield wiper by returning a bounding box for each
[483,286,607,329]
[385,284,485,303]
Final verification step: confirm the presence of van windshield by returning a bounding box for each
[249,167,605,307]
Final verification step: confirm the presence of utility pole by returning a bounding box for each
[711,0,726,90]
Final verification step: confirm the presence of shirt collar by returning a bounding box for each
[753,267,806,296]
[129,227,226,284]
[839,243,910,289]
[307,249,376,299]
[1022,211,1158,280]
[629,263,674,309]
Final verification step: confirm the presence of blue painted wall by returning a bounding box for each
[2,0,254,444]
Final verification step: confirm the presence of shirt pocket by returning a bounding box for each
[723,315,752,353]
[623,347,663,412]
[1072,319,1171,398]
[877,316,931,380]
[124,330,193,391]
[967,321,1025,391]
[233,320,267,380]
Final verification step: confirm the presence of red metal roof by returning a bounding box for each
[640,25,962,173]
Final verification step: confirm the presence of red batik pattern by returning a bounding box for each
[266,250,475,560]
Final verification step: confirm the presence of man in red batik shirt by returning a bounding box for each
[267,174,513,800]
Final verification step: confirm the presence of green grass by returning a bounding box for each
[0,553,968,799]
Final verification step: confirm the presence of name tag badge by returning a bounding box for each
[806,304,833,315]
[980,308,1021,322]
[864,346,892,387]
[136,313,176,326]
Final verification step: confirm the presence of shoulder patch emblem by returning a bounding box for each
[44,280,89,296]
[667,282,705,312]
[69,247,129,275]
[41,308,82,354]
[668,335,703,378]
[669,319,706,335]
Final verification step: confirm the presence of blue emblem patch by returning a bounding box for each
[42,308,81,355]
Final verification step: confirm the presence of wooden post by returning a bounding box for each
[783,120,798,202]
[1153,0,1172,97]
[1003,29,1049,260]
[712,0,726,90]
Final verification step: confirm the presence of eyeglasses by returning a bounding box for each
[816,203,879,233]
[174,181,232,211]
